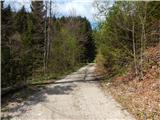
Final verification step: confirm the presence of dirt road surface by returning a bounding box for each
[2,63,135,120]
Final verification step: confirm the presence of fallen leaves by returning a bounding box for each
[101,44,160,120]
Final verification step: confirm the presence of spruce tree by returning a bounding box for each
[1,5,14,87]
[15,6,27,33]
[31,1,45,71]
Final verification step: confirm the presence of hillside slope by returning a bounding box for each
[101,44,160,120]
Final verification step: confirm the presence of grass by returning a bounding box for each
[28,63,87,85]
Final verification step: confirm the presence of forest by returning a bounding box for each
[1,1,95,88]
[93,1,160,119]
[1,1,160,120]
[93,1,159,79]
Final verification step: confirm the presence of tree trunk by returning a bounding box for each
[46,0,52,71]
[44,1,48,74]
[139,2,147,80]
[132,21,138,75]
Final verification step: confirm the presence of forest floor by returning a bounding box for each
[101,44,160,120]
[1,63,135,120]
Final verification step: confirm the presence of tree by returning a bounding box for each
[1,5,14,87]
[93,1,159,79]
[31,1,45,72]
[15,6,27,33]
[1,1,95,88]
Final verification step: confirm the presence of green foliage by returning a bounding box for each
[1,5,14,86]
[94,1,159,77]
[14,6,27,33]
[31,1,45,69]
[49,27,79,73]
[1,2,95,88]
[48,16,94,74]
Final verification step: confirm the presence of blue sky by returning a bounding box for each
[4,0,112,28]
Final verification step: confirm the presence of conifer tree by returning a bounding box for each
[15,6,27,33]
[31,1,45,71]
[1,5,14,87]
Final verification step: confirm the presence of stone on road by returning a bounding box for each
[4,63,135,120]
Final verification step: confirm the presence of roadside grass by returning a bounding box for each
[29,63,87,85]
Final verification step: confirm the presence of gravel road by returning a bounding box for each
[3,63,135,120]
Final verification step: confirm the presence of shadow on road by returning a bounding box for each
[1,63,103,120]
[1,84,76,119]
[45,84,76,95]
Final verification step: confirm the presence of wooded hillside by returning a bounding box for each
[94,1,160,79]
[93,1,160,119]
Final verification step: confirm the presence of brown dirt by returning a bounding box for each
[101,44,160,120]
